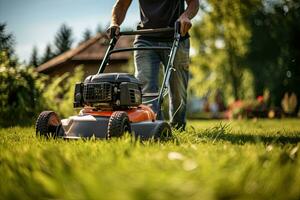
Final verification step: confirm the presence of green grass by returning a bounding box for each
[1,119,300,200]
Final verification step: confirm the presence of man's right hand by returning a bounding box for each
[109,0,132,39]
[106,25,120,39]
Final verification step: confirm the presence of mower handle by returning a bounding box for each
[174,21,181,36]
[120,27,174,36]
[118,21,181,37]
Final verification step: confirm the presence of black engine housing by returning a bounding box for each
[74,73,142,109]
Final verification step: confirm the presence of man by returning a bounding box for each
[108,0,199,130]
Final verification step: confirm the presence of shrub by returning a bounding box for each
[0,51,45,126]
[0,49,84,126]
[42,66,84,118]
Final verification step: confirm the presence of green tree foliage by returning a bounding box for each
[191,0,299,110]
[54,24,73,55]
[245,0,300,108]
[0,51,45,126]
[191,0,259,102]
[0,23,15,58]
[41,44,54,64]
[42,66,84,118]
[0,23,17,67]
[29,46,40,67]
[79,28,93,44]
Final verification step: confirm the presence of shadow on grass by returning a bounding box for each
[203,132,300,145]
[197,124,300,145]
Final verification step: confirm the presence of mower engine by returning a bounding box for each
[74,73,142,109]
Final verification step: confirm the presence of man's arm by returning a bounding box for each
[108,0,132,37]
[111,0,132,27]
[178,0,200,36]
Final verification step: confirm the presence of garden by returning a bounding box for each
[1,0,300,199]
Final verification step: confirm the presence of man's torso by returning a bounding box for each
[137,0,186,41]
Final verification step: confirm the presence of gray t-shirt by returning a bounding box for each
[137,0,186,41]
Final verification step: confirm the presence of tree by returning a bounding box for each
[0,23,15,59]
[191,0,259,101]
[41,44,54,64]
[96,24,104,33]
[54,24,73,55]
[191,0,300,110]
[29,46,39,67]
[245,0,300,109]
[79,28,92,44]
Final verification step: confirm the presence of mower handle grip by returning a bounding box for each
[174,21,181,36]
[120,27,174,36]
[119,21,181,37]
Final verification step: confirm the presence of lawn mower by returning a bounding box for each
[35,22,182,140]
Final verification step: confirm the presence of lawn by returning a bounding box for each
[0,119,300,200]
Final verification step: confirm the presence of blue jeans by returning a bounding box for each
[134,38,190,129]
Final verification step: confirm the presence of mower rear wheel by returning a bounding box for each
[36,111,61,138]
[153,121,172,139]
[107,111,131,139]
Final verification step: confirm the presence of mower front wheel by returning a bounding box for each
[107,111,131,139]
[36,111,62,138]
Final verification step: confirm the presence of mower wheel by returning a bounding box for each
[107,111,131,138]
[36,111,61,138]
[153,122,172,139]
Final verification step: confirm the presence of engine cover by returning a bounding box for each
[74,73,142,109]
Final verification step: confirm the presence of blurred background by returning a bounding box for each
[0,0,299,126]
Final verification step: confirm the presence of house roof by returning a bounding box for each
[36,33,133,73]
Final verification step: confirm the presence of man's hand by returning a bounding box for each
[108,0,132,39]
[106,25,120,39]
[178,14,192,37]
[177,0,199,36]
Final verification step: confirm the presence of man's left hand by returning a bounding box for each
[178,14,192,36]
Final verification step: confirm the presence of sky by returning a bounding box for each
[0,0,140,62]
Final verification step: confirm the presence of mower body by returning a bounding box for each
[57,108,165,139]
[38,73,171,140]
